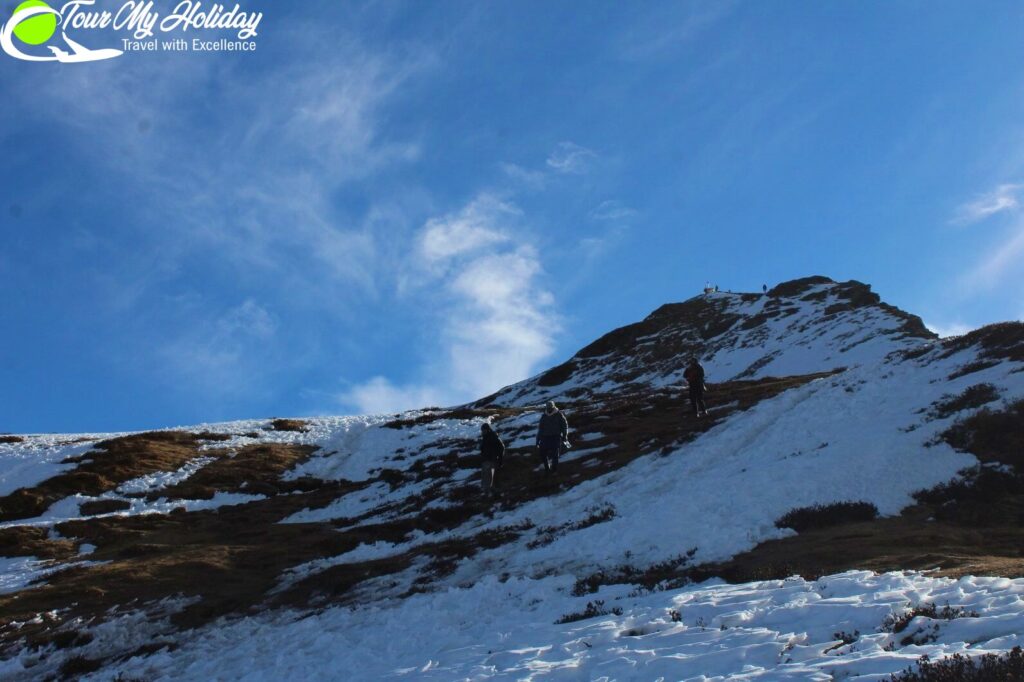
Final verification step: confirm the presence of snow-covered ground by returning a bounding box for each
[8,570,1017,681]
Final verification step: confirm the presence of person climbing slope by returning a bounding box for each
[479,421,505,498]
[536,401,569,474]
[684,357,708,417]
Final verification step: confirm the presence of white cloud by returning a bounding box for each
[501,163,547,188]
[341,195,558,414]
[546,141,597,174]
[417,194,515,266]
[445,247,555,395]
[953,183,1023,225]
[341,377,444,415]
[590,200,638,222]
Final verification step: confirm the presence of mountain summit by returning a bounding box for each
[1,276,1023,680]
[486,276,934,407]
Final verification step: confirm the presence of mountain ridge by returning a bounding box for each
[1,275,1023,679]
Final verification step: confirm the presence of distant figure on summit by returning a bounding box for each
[762,284,768,294]
[684,358,708,417]
[479,422,505,498]
[536,401,569,474]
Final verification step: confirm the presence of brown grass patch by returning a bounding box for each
[0,431,209,522]
[0,526,78,560]
[194,431,233,442]
[268,419,308,432]
[154,443,318,500]
[79,499,132,515]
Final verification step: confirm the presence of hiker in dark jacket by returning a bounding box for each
[536,400,569,474]
[479,422,505,497]
[684,357,708,417]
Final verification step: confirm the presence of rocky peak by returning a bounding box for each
[483,276,934,406]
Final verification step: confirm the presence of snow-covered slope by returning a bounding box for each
[482,276,934,407]
[1,277,1023,680]
[64,571,1024,681]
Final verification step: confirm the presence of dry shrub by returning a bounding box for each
[890,647,1024,681]
[775,501,878,532]
[942,399,1024,469]
[928,384,999,420]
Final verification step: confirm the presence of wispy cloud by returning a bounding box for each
[546,141,597,175]
[953,183,1023,225]
[501,162,547,189]
[11,32,428,303]
[341,193,558,414]
[617,1,737,61]
[590,200,638,222]
[960,221,1024,292]
[5,30,433,399]
[156,299,278,396]
[952,182,1024,293]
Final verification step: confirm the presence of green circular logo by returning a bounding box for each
[12,0,57,45]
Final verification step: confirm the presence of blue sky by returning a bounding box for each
[2,1,1023,433]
